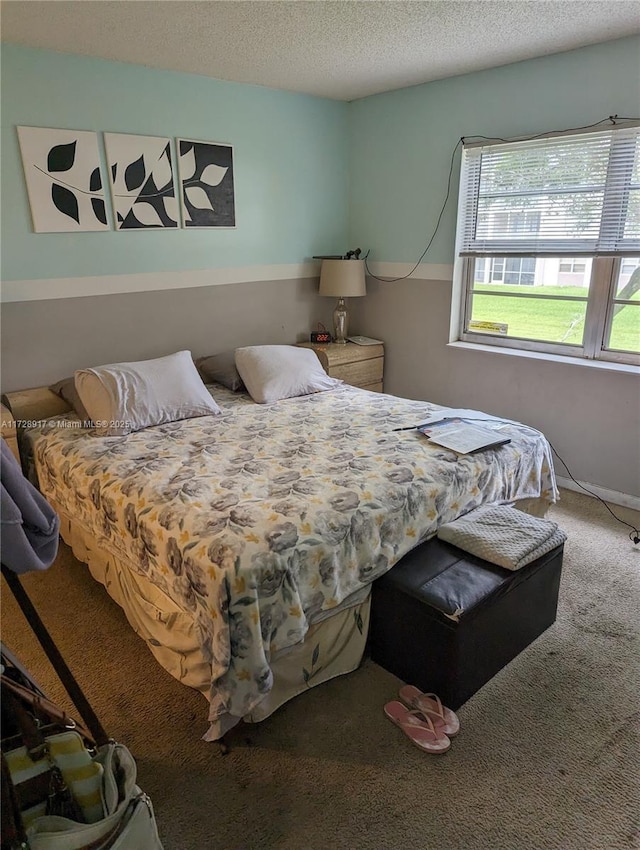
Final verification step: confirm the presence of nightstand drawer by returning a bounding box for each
[314,343,384,366]
[331,357,383,388]
[297,340,385,391]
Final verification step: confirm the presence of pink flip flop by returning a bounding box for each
[398,686,460,737]
[383,700,451,754]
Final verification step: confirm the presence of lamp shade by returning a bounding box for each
[319,259,366,297]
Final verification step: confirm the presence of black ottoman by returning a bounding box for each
[369,537,563,710]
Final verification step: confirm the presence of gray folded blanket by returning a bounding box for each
[437,504,566,570]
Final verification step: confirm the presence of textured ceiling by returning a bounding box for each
[1,0,639,101]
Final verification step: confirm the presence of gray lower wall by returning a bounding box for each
[350,277,640,499]
[1,278,334,391]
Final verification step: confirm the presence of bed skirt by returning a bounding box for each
[53,504,370,740]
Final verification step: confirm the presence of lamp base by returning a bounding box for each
[333,297,349,344]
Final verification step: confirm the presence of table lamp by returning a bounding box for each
[318,259,366,344]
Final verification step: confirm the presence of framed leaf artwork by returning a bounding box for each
[177,139,236,228]
[104,133,179,230]
[17,126,109,232]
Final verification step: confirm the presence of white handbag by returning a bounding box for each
[25,742,163,850]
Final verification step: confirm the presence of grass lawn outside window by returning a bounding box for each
[469,284,640,351]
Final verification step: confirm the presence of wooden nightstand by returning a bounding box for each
[298,341,384,392]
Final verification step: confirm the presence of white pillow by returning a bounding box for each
[235,345,342,404]
[75,350,221,436]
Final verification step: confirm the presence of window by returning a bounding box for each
[455,124,640,364]
[558,259,587,274]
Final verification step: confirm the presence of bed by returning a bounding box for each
[4,376,558,741]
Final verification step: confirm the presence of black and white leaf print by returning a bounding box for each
[18,127,109,231]
[178,140,235,227]
[91,198,107,225]
[124,155,146,192]
[51,183,79,223]
[89,167,102,192]
[47,140,76,173]
[106,135,178,229]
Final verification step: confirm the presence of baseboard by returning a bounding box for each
[556,476,640,511]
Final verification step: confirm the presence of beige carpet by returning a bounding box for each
[2,489,639,850]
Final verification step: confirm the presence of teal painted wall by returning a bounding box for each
[348,36,640,264]
[0,44,349,281]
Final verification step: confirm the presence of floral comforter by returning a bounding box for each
[29,384,557,724]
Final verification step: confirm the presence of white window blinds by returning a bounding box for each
[458,125,640,257]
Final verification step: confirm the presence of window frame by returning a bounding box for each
[455,123,640,367]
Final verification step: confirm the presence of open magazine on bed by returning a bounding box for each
[418,419,511,454]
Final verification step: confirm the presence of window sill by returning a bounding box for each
[447,341,640,375]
